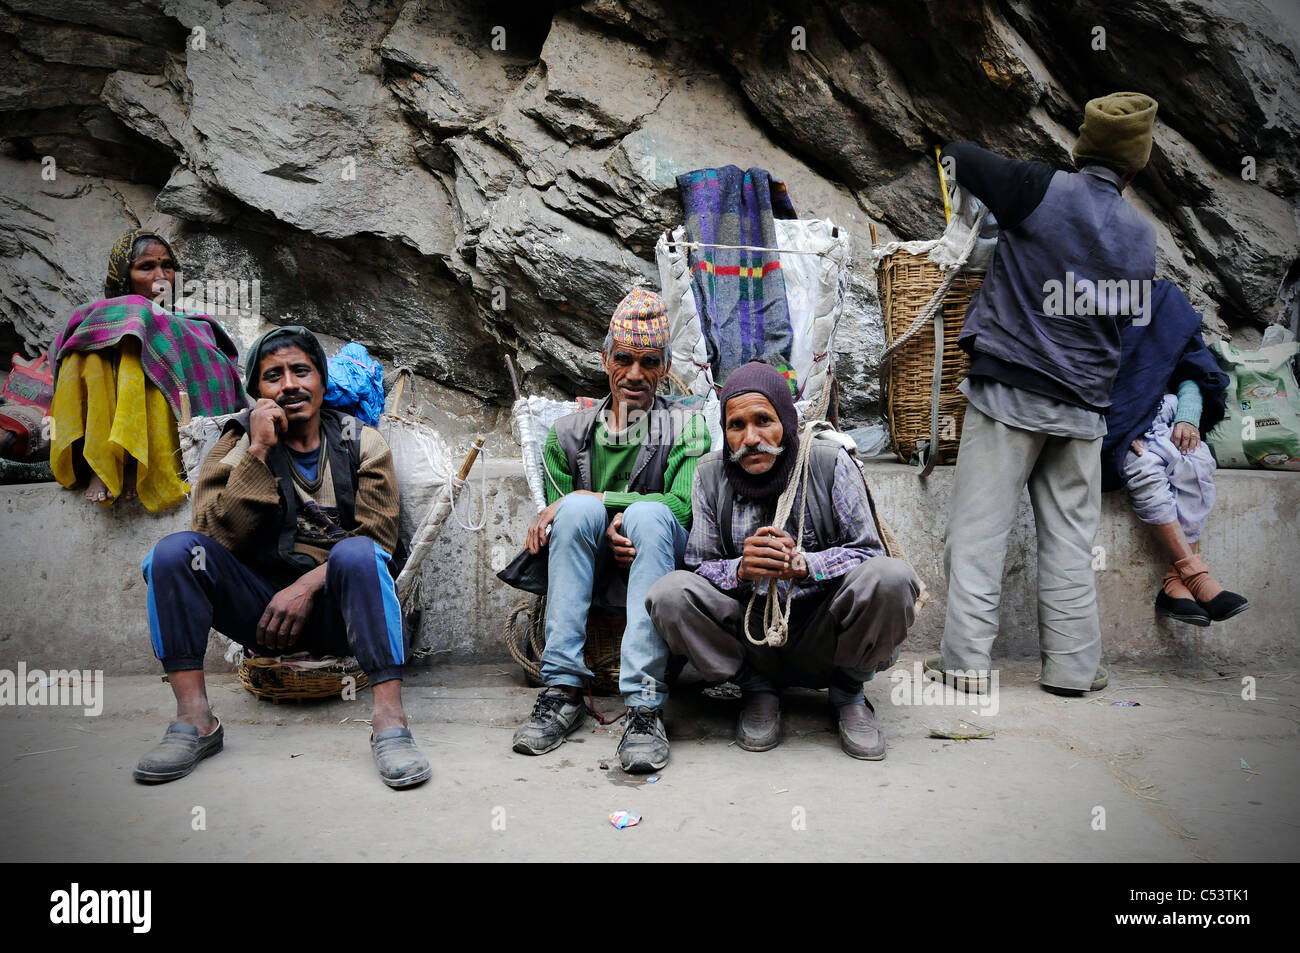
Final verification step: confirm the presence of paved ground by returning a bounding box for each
[1,657,1297,862]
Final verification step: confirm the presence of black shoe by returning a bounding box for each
[736,692,781,751]
[1042,666,1109,697]
[1155,589,1211,626]
[1198,590,1250,623]
[618,706,669,773]
[836,698,886,760]
[512,687,584,756]
[133,719,224,783]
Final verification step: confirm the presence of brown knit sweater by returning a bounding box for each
[191,423,401,570]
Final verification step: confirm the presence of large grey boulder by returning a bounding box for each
[2,0,1297,433]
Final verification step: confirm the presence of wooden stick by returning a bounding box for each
[504,355,522,402]
[869,222,878,248]
[388,368,409,413]
[455,437,486,484]
[934,145,952,223]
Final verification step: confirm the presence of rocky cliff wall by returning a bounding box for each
[3,0,1297,428]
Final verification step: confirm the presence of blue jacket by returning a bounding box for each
[1100,280,1228,491]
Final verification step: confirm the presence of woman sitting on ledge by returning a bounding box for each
[1101,279,1248,625]
[49,229,246,512]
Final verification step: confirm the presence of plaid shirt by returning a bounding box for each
[687,448,884,599]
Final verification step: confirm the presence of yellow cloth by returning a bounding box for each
[50,343,189,512]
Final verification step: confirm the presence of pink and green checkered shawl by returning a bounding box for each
[51,295,247,421]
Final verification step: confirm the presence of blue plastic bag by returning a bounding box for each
[323,342,385,427]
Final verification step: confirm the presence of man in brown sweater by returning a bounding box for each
[133,326,430,789]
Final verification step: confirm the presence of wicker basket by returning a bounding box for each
[237,655,370,703]
[505,595,624,696]
[878,250,983,465]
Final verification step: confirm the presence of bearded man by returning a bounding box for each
[647,361,920,759]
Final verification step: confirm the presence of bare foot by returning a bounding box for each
[121,459,138,501]
[84,474,113,504]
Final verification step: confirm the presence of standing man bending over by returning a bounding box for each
[933,92,1159,695]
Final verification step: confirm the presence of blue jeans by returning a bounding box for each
[539,495,687,708]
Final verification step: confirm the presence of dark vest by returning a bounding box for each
[497,394,689,598]
[959,166,1156,411]
[221,408,360,576]
[551,394,686,496]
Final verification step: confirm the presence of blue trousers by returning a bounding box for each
[539,496,687,708]
[142,532,407,684]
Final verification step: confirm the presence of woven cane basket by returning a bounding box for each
[878,250,983,465]
[505,596,624,696]
[237,656,370,703]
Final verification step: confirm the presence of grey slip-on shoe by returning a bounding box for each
[133,719,224,783]
[370,727,432,789]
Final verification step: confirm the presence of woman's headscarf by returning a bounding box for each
[103,229,180,299]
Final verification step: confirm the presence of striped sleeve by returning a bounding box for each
[350,426,401,555]
[542,426,574,506]
[189,430,282,553]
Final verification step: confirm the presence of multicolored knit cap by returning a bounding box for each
[609,288,670,350]
[104,228,180,299]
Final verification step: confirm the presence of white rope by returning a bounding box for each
[662,239,837,257]
[446,444,487,531]
[742,381,833,647]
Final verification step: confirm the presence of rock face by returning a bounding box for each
[3,0,1298,427]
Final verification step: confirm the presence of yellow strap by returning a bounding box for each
[934,145,952,223]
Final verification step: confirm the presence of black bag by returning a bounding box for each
[497,548,548,595]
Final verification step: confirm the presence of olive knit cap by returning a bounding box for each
[1072,92,1159,177]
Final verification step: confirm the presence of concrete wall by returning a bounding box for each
[2,461,1297,673]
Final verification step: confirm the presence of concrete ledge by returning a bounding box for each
[2,460,1297,673]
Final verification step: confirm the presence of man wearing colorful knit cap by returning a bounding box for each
[502,287,709,773]
[936,92,1159,697]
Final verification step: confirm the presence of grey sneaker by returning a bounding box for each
[618,706,669,773]
[133,719,224,783]
[512,687,585,756]
[923,654,990,695]
[736,692,782,751]
[370,727,432,789]
[836,699,886,760]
